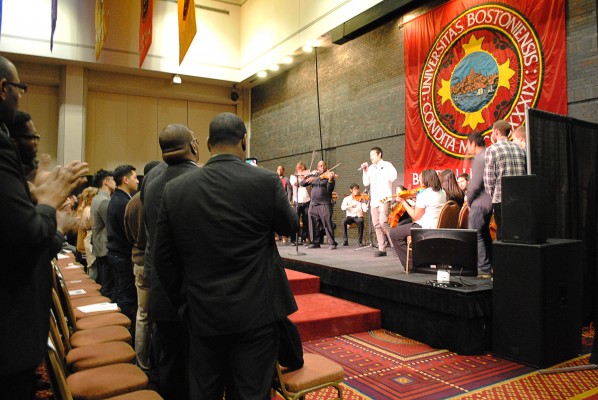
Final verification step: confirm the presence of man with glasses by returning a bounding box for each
[0,55,88,399]
[7,111,40,180]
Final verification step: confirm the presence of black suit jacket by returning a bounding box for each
[154,154,298,337]
[0,128,61,375]
[143,161,197,321]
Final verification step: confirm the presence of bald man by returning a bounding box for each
[154,113,297,398]
[143,123,200,400]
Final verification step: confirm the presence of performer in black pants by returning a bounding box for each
[301,160,338,250]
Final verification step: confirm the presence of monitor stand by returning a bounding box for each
[426,280,463,288]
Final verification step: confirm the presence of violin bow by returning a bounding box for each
[307,150,316,172]
[327,162,342,173]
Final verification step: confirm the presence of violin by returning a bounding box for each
[303,170,338,180]
[385,188,423,228]
[353,194,370,202]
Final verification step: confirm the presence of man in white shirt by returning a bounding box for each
[289,162,311,244]
[341,183,369,246]
[361,147,397,256]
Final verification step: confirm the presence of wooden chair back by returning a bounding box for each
[436,200,460,228]
[458,204,470,229]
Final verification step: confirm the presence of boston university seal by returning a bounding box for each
[418,3,543,158]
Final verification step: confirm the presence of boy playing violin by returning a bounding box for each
[341,184,369,246]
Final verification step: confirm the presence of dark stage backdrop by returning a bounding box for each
[528,108,598,323]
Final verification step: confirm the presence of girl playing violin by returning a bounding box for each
[388,169,447,271]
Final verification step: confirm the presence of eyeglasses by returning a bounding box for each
[22,133,41,141]
[6,81,28,94]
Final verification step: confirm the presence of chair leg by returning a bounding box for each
[405,236,412,274]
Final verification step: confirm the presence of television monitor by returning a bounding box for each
[246,157,258,166]
[411,228,478,281]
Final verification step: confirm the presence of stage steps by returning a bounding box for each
[285,269,381,341]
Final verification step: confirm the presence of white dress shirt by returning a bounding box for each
[362,160,397,208]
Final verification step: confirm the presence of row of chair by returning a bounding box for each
[47,257,163,400]
[51,254,346,400]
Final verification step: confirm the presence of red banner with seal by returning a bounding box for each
[403,0,566,186]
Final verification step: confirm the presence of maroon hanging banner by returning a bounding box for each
[139,0,153,67]
[403,0,567,186]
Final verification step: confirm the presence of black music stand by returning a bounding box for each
[355,191,375,251]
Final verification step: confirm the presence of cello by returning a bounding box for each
[382,188,422,228]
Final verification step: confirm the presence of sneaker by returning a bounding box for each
[307,244,320,249]
[329,243,337,250]
[374,251,387,257]
[342,241,349,246]
[358,242,364,247]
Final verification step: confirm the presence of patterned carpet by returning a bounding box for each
[278,327,598,400]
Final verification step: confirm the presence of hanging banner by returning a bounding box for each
[95,0,109,60]
[139,0,153,67]
[50,0,57,51]
[178,0,197,65]
[403,0,567,186]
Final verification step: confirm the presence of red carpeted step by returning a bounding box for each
[289,293,381,341]
[285,269,320,295]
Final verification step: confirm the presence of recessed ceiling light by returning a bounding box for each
[269,64,280,71]
[302,45,313,53]
[257,71,267,78]
[281,56,293,64]
[172,74,182,84]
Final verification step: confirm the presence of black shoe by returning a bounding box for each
[329,243,337,250]
[342,241,349,246]
[374,251,387,257]
[307,244,320,249]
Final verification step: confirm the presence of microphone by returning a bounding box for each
[357,164,367,172]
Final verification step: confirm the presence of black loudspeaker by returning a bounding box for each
[492,239,582,368]
[502,175,547,244]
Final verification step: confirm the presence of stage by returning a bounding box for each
[281,242,494,355]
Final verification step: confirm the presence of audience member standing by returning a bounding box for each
[467,132,493,277]
[79,187,99,279]
[484,120,526,239]
[124,161,160,373]
[90,169,116,299]
[0,55,88,399]
[143,124,200,400]
[154,113,297,399]
[361,147,397,257]
[107,165,139,327]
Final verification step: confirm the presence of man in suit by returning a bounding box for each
[154,113,297,399]
[467,132,493,277]
[143,124,200,400]
[0,55,88,399]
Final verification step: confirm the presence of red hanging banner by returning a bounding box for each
[139,0,153,67]
[403,0,567,186]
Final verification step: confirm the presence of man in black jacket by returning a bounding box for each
[0,55,88,399]
[142,124,199,400]
[107,164,139,327]
[154,113,297,399]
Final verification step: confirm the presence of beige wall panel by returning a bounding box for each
[157,99,188,135]
[19,85,59,167]
[187,102,215,164]
[92,92,128,170]
[86,91,97,171]
[126,96,159,170]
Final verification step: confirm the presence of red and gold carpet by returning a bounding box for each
[274,327,598,400]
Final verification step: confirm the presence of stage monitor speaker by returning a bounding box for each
[492,239,582,368]
[502,175,547,244]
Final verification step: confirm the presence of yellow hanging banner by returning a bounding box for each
[178,0,197,65]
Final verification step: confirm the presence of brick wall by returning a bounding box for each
[251,0,597,241]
